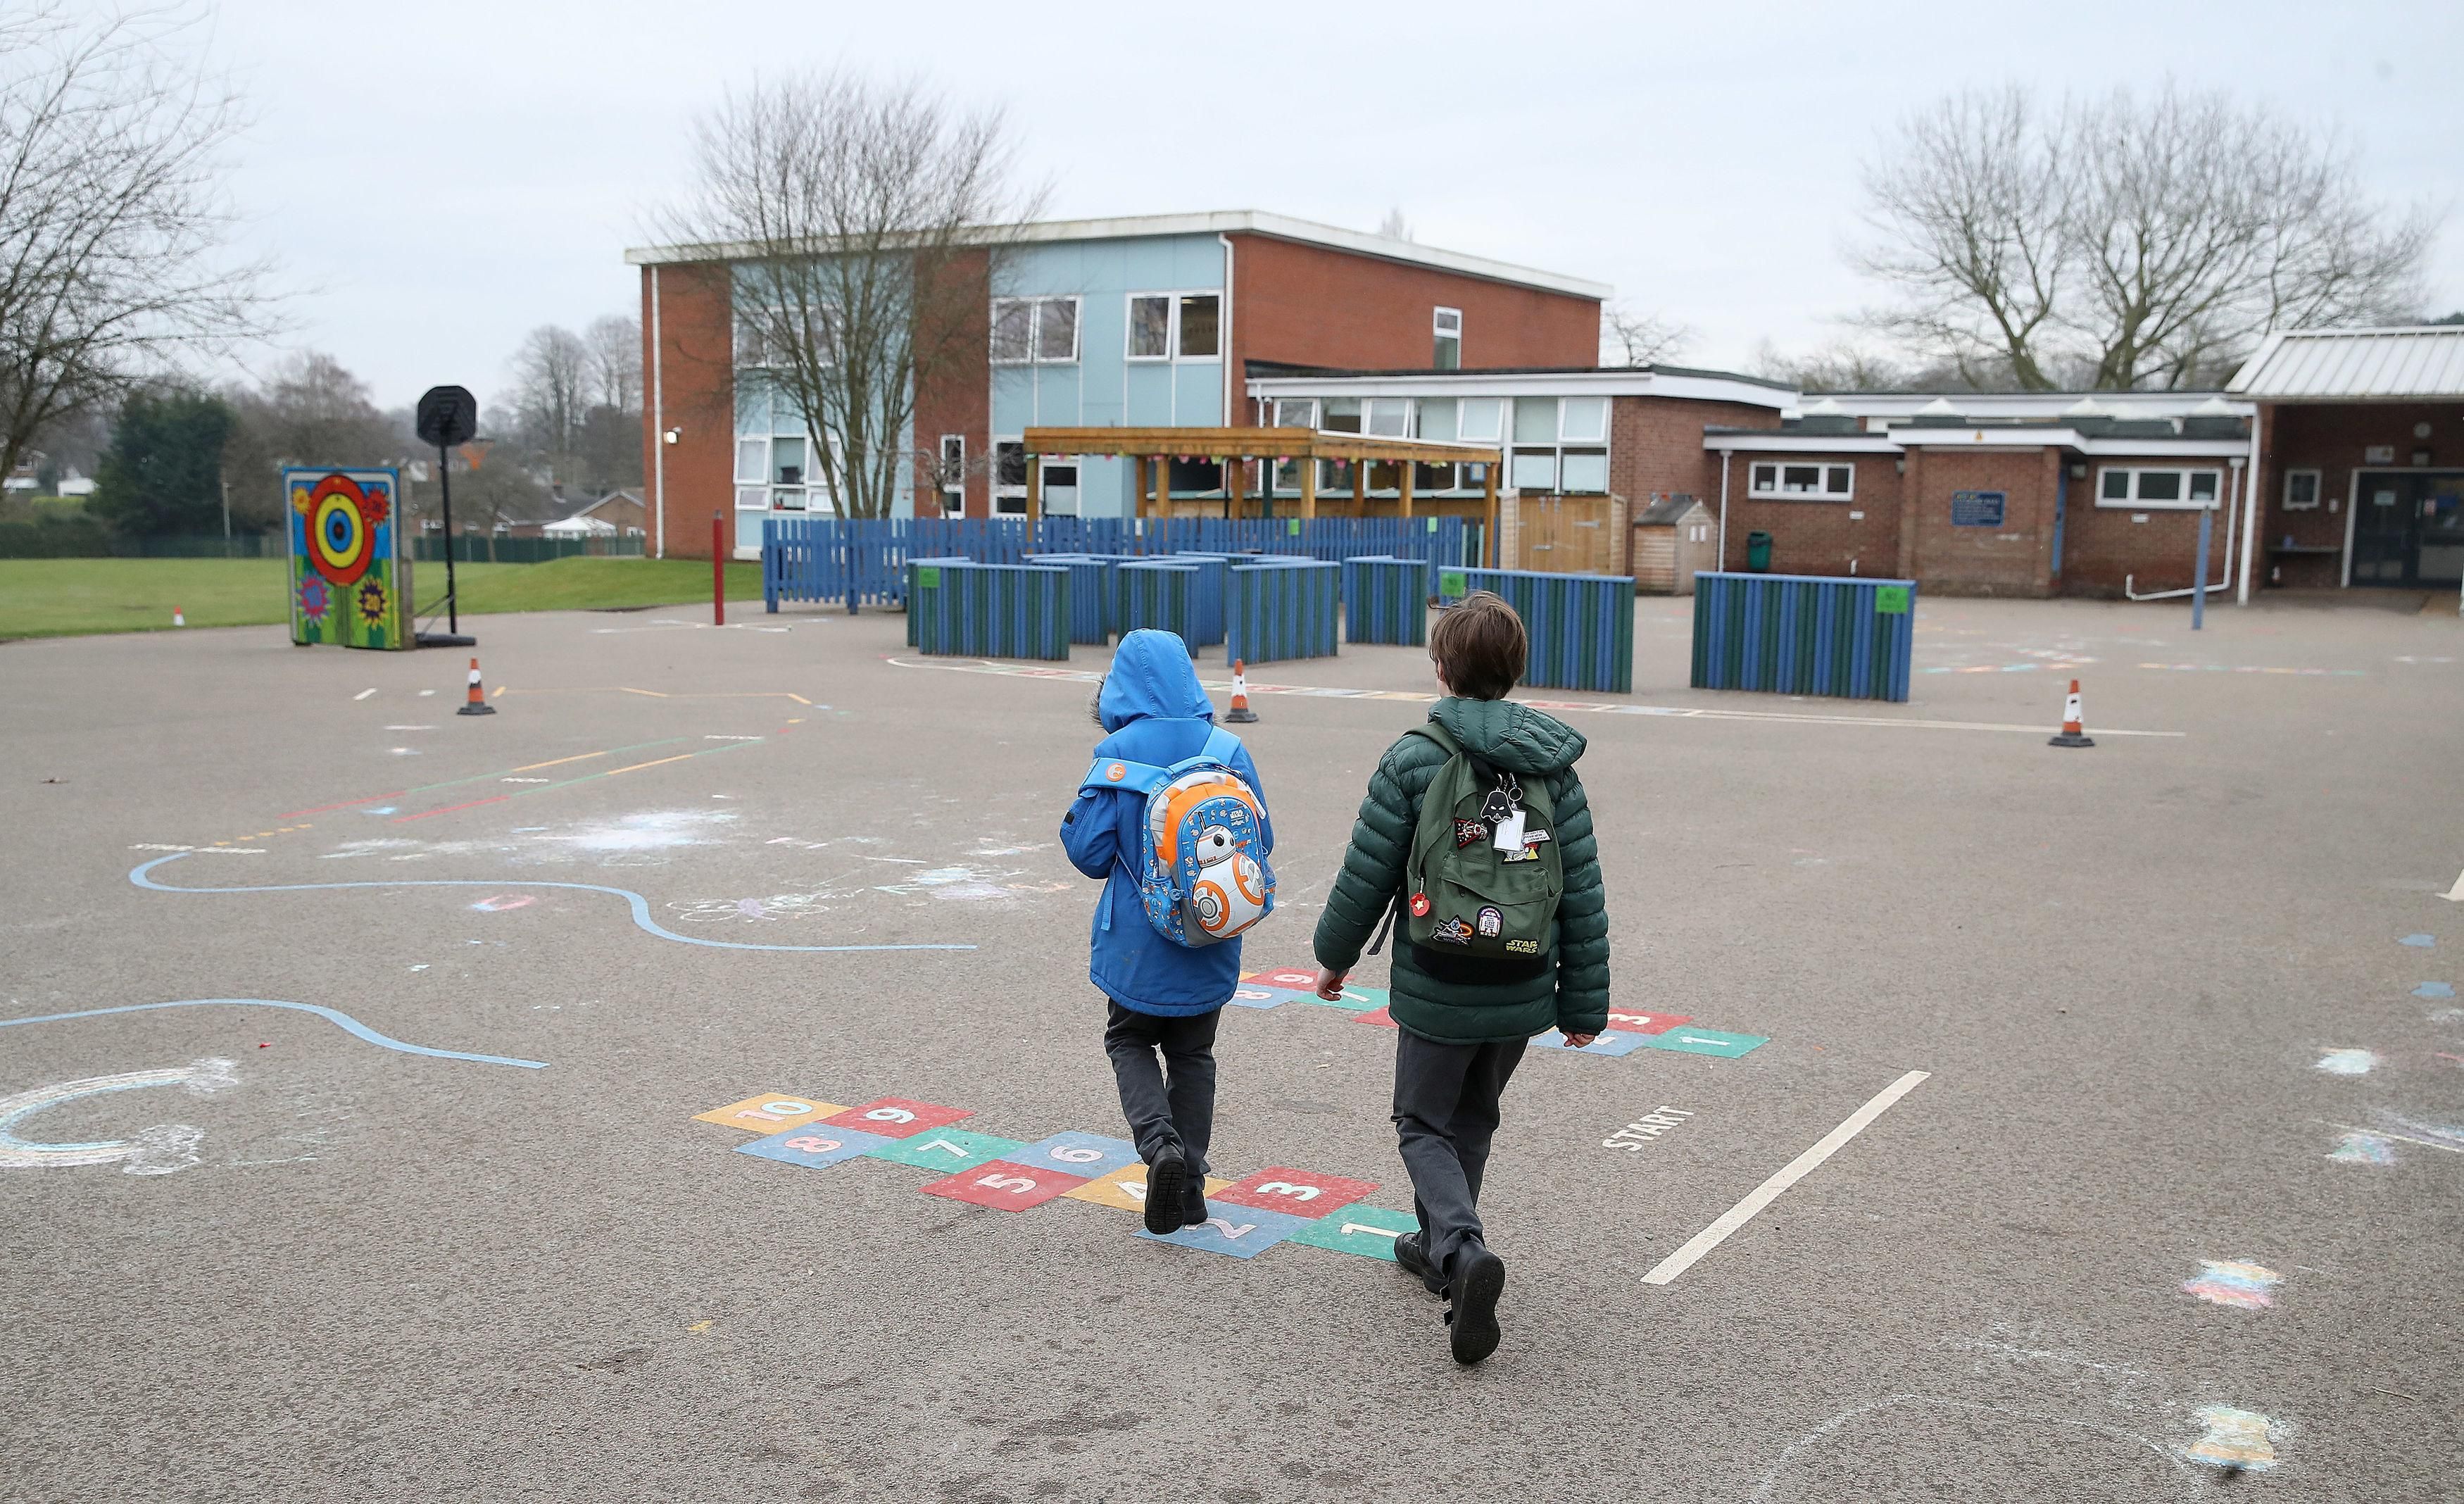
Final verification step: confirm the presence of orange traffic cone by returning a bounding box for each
[458,656,497,717]
[1225,658,1259,723]
[2048,677,2092,748]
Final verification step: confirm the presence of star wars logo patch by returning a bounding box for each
[1454,819,1488,848]
[1430,916,1474,945]
[1502,938,1541,955]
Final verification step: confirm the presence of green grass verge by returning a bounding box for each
[0,556,769,640]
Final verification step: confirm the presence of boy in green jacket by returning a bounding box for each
[1312,591,1610,1365]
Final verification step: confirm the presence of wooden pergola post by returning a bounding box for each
[1226,455,1245,520]
[1300,452,1318,520]
[1026,454,1042,527]
[1133,456,1148,522]
[1153,456,1169,519]
[1400,461,1415,521]
[1483,461,1500,568]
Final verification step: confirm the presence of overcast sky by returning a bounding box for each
[204,0,2464,410]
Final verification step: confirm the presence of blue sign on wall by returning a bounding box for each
[1951,490,2006,527]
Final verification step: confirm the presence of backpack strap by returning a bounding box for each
[1079,756,1171,796]
[1198,725,1242,765]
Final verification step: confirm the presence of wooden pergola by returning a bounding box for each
[1018,426,1503,551]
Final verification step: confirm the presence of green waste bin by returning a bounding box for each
[1746,530,1773,572]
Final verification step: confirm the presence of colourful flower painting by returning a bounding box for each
[287,467,408,650]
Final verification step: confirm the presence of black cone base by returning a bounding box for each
[458,703,497,716]
[2048,732,2093,747]
[1224,706,1258,723]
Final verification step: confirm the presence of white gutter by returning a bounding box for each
[2237,418,2259,604]
[650,265,665,560]
[1218,234,1236,426]
[1717,450,1733,569]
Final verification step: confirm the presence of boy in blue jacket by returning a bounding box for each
[1062,630,1274,1237]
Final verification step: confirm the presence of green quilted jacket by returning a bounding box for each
[1312,698,1610,1042]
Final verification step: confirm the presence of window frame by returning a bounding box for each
[1746,460,1855,501]
[991,296,1079,365]
[735,437,768,485]
[1125,289,1226,362]
[1559,396,1609,444]
[938,434,966,515]
[1434,306,1462,370]
[2094,465,2228,510]
[1272,397,1318,430]
[1457,398,1504,444]
[2282,468,2322,511]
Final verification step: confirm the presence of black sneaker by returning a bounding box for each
[1143,1147,1187,1236]
[1444,1241,1506,1366]
[1393,1231,1445,1296]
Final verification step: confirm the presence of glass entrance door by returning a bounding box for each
[2351,471,2464,587]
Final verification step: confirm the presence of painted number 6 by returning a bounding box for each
[864,1107,917,1124]
[1048,1146,1104,1163]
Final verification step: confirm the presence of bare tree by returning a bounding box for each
[0,5,274,482]
[1600,303,1695,367]
[505,323,591,461]
[1376,207,1414,242]
[662,71,1041,519]
[584,313,641,413]
[1856,83,2437,390]
[222,351,404,528]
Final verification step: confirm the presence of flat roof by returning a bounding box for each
[627,210,1611,301]
[2227,325,2464,400]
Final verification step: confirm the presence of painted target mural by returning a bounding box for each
[286,467,410,649]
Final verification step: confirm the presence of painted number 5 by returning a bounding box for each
[864,1107,917,1124]
[976,1174,1036,1193]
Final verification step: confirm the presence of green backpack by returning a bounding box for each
[1371,721,1563,965]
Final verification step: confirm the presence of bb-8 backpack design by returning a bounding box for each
[1081,725,1274,947]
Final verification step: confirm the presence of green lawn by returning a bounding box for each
[0,557,769,640]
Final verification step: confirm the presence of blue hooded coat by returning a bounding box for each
[1061,630,1274,1016]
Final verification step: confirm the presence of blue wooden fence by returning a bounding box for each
[1115,561,1205,648]
[1226,560,1340,666]
[1690,572,1915,703]
[1343,556,1429,646]
[1022,553,1113,644]
[907,561,1071,660]
[765,515,1478,612]
[1443,568,1636,694]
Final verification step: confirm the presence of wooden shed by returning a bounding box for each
[1632,494,1715,594]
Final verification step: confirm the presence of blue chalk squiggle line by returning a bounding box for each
[128,854,976,953]
[0,999,549,1070]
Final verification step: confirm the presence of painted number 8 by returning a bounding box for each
[865,1107,917,1124]
[785,1136,841,1153]
[1048,1146,1104,1163]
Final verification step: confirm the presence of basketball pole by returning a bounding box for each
[436,439,459,634]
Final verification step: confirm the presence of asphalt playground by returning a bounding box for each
[4,588,2460,1503]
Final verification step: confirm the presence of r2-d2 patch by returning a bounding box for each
[1476,905,1503,938]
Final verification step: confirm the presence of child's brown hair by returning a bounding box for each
[1429,590,1526,701]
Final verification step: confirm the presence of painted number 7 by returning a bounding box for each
[863,1107,917,1124]
[918,1139,969,1156]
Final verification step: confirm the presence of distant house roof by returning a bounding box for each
[627,211,1611,301]
[2227,326,2464,400]
[1635,495,1707,525]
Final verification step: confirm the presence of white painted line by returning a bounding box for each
[1642,1070,1930,1287]
[353,688,376,701]
[2443,869,2464,902]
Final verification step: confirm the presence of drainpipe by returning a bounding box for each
[2237,415,2260,605]
[650,265,666,560]
[1217,234,1236,426]
[1717,449,1733,569]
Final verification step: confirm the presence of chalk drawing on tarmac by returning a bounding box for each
[0,999,548,1070]
[0,1058,237,1174]
[2314,1048,2377,1075]
[1747,1395,2208,1502]
[130,853,974,955]
[2181,1260,2280,1310]
[2185,1406,2281,1473]
[2328,1131,2397,1165]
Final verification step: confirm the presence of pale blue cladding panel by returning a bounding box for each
[1126,363,1174,425]
[991,366,1034,433]
[1033,363,1083,425]
[736,386,771,436]
[1175,361,1225,425]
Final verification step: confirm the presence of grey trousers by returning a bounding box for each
[1102,1000,1217,1220]
[1392,1029,1526,1277]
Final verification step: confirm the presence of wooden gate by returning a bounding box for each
[1504,495,1626,576]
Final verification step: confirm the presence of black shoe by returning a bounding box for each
[1143,1148,1187,1236]
[1394,1232,1445,1296]
[1182,1199,1211,1229]
[1444,1241,1505,1366]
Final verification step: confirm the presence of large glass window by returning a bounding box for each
[1510,451,1557,490]
[1035,299,1078,361]
[770,436,807,487]
[1178,294,1220,358]
[990,300,1033,364]
[938,435,965,515]
[735,438,767,484]
[1559,449,1608,493]
[2284,470,2321,510]
[1513,397,1559,445]
[1434,307,1461,370]
[1458,399,1504,444]
[1129,296,1170,359]
[1319,397,1363,434]
[1417,399,1458,443]
[1273,398,1317,429]
[1747,461,1854,500]
[993,298,1077,363]
[1366,399,1412,437]
[1560,396,1608,443]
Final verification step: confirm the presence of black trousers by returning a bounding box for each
[1102,1000,1218,1221]
[1391,1029,1526,1277]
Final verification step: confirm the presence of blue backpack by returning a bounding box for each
[1080,726,1274,947]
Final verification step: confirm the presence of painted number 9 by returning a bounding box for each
[865,1107,917,1124]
